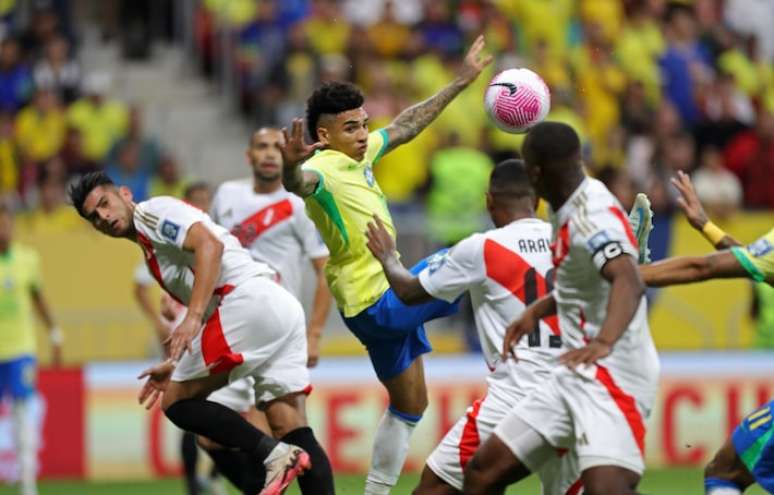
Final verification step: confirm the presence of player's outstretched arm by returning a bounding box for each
[167,222,224,360]
[640,251,748,287]
[280,118,324,198]
[672,170,741,249]
[381,34,493,155]
[30,286,63,367]
[365,215,433,304]
[561,255,644,368]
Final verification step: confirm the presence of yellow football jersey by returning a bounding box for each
[302,130,395,317]
[732,228,774,284]
[0,244,41,360]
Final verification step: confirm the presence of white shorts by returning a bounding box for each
[498,365,652,475]
[426,374,579,494]
[207,377,255,413]
[173,276,310,404]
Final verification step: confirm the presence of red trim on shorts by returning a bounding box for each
[202,308,244,374]
[595,365,645,455]
[483,239,560,335]
[458,398,484,470]
[565,478,584,495]
[230,199,294,247]
[302,384,313,396]
[608,206,638,249]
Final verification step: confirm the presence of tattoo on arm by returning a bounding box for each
[283,168,319,198]
[384,79,466,153]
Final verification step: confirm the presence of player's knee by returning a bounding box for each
[582,477,636,495]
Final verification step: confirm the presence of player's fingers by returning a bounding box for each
[479,54,494,68]
[145,389,161,411]
[675,197,687,212]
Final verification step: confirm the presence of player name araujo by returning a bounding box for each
[517,238,551,254]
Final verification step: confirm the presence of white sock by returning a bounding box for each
[364,409,419,495]
[706,488,742,495]
[12,399,37,495]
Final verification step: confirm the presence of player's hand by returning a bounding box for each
[502,309,537,361]
[280,118,323,167]
[366,215,397,265]
[559,339,612,370]
[671,170,709,231]
[307,331,321,368]
[166,314,200,361]
[137,359,175,410]
[457,35,494,86]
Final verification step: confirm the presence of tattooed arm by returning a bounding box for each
[382,35,493,154]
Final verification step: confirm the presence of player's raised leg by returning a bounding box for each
[704,438,754,494]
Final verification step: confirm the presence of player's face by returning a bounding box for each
[81,185,135,238]
[186,189,211,212]
[318,108,369,161]
[523,158,546,199]
[248,128,285,181]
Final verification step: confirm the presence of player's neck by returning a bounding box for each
[253,178,282,195]
[494,210,534,228]
[545,174,584,212]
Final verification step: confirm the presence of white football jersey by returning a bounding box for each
[550,178,659,402]
[418,218,562,390]
[210,179,329,298]
[133,196,275,319]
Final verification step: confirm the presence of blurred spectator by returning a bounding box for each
[506,0,573,58]
[105,140,151,202]
[16,158,81,233]
[724,110,774,208]
[343,0,422,26]
[15,88,66,165]
[596,165,637,210]
[418,2,463,58]
[616,0,665,104]
[0,38,33,113]
[366,1,412,58]
[0,112,17,195]
[724,0,774,62]
[149,156,190,198]
[20,8,62,60]
[302,0,351,56]
[426,133,493,246]
[658,2,712,126]
[59,126,98,178]
[108,105,162,175]
[67,72,129,163]
[33,35,81,104]
[691,146,743,219]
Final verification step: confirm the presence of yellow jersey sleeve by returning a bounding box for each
[366,129,390,165]
[731,228,774,283]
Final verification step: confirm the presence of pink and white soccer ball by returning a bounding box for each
[484,68,551,134]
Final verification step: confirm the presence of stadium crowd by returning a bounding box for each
[196,0,774,245]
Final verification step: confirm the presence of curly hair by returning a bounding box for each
[305,81,365,140]
[69,171,115,218]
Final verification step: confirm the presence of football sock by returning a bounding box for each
[165,399,279,461]
[207,448,265,494]
[365,407,421,495]
[12,399,37,495]
[281,427,334,495]
[180,431,200,495]
[705,477,742,494]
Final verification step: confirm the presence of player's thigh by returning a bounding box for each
[413,465,460,495]
[381,355,428,415]
[462,433,532,493]
[162,372,230,410]
[245,406,271,435]
[581,465,640,495]
[263,391,308,439]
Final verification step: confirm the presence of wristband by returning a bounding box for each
[49,326,63,345]
[702,221,727,246]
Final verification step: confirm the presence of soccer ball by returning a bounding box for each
[484,68,551,134]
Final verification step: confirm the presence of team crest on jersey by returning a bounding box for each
[587,230,611,253]
[161,220,181,242]
[426,249,450,275]
[748,238,773,258]
[364,165,375,187]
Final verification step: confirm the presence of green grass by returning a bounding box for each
[0,470,768,495]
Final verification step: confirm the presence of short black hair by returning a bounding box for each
[522,121,581,171]
[305,81,364,140]
[489,159,534,200]
[69,171,115,218]
[183,181,210,201]
[664,2,693,23]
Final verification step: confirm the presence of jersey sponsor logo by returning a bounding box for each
[426,249,449,275]
[364,165,375,187]
[748,238,773,258]
[231,199,293,248]
[161,220,181,242]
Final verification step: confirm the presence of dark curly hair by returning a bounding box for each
[305,81,365,140]
[69,171,115,218]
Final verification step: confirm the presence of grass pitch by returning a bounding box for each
[0,469,767,494]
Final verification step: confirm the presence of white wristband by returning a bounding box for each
[49,326,64,345]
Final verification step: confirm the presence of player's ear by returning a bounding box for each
[485,192,494,213]
[118,185,133,203]
[317,126,329,145]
